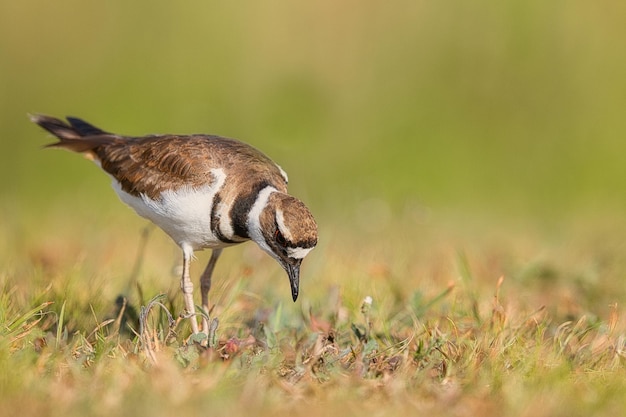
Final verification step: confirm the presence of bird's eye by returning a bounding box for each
[275,230,287,247]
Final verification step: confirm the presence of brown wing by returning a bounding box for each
[96,134,287,199]
[98,135,208,198]
[32,115,288,199]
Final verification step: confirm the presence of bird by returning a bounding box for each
[31,114,318,336]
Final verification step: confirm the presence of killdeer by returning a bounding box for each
[31,114,318,335]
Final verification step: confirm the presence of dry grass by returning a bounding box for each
[2,210,626,417]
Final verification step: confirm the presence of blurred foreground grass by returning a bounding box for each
[2,210,626,417]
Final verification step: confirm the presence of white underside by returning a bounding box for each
[110,168,238,251]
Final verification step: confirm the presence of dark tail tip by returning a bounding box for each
[67,116,110,136]
[30,114,81,140]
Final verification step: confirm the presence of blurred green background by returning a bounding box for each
[1,0,626,228]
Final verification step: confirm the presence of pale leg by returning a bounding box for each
[181,245,199,334]
[200,248,222,335]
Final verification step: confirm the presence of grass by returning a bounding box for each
[2,210,626,417]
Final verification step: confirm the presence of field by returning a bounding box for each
[3,211,626,416]
[2,1,626,416]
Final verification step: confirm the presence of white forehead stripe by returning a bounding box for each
[287,246,314,259]
[275,209,293,241]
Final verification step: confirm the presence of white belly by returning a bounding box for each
[110,168,233,250]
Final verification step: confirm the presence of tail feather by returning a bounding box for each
[67,116,110,136]
[29,114,82,140]
[30,114,114,153]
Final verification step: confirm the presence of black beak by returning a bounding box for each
[286,262,301,302]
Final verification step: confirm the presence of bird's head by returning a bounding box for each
[248,189,318,301]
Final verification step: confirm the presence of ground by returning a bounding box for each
[2,209,626,417]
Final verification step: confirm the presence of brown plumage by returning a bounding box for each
[32,114,288,200]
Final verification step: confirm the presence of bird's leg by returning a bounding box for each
[181,246,199,334]
[200,248,222,335]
